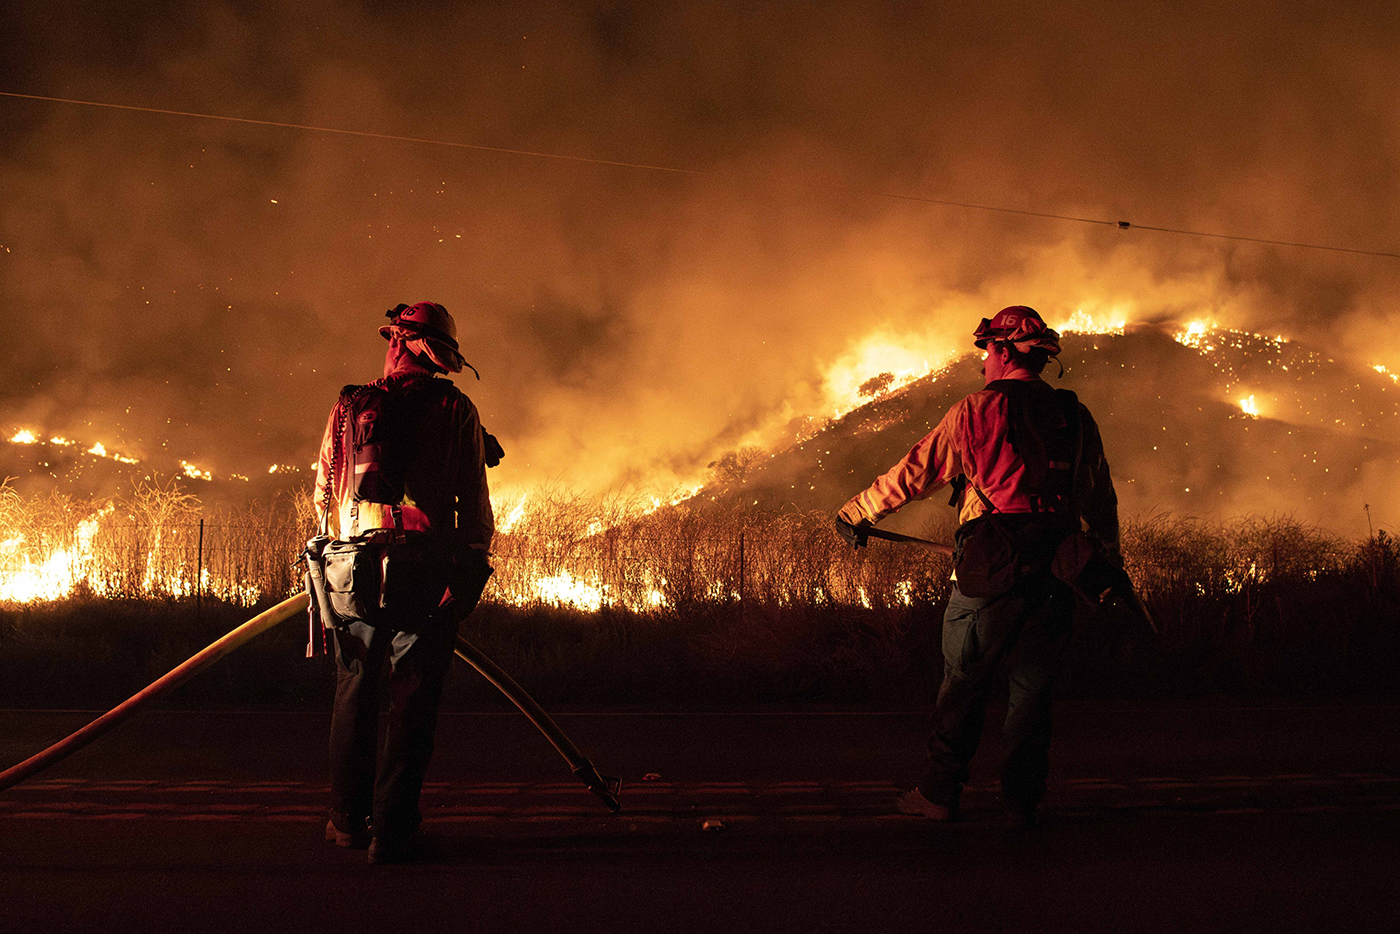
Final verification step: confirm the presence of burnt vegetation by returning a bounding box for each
[1,481,1398,707]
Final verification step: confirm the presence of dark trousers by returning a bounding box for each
[329,614,459,840]
[920,577,1073,811]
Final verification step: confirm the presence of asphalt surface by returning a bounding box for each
[2,705,1399,933]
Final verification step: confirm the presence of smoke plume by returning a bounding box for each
[2,1,1398,525]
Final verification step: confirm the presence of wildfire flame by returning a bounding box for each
[496,491,530,534]
[1239,394,1260,417]
[180,460,212,481]
[0,507,109,603]
[822,335,952,418]
[533,571,608,611]
[1175,319,1216,350]
[8,428,139,464]
[1056,308,1127,335]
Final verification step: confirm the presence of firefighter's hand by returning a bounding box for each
[835,516,871,549]
[451,549,495,619]
[482,430,505,468]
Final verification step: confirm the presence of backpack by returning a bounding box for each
[312,375,457,632]
[950,382,1081,598]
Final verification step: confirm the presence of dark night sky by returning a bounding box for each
[1,1,1397,500]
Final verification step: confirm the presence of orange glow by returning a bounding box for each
[821,334,956,418]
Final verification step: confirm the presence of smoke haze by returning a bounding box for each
[2,1,1398,522]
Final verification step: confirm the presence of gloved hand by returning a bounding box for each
[482,430,505,469]
[836,499,872,549]
[835,516,871,549]
[451,549,495,619]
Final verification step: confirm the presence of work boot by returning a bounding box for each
[325,813,371,849]
[367,831,421,865]
[896,788,955,821]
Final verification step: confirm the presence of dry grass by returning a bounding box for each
[1,482,1398,704]
[0,477,314,604]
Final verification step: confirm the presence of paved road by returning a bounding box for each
[2,705,1398,933]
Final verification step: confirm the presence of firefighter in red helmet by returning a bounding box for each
[313,301,495,862]
[837,305,1119,826]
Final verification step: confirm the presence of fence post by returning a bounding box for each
[196,517,204,616]
[738,531,746,609]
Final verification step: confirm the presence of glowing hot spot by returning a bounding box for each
[181,461,212,481]
[1057,309,1127,335]
[533,571,607,612]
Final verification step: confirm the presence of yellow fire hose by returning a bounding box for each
[0,592,622,813]
[453,636,621,812]
[0,592,309,793]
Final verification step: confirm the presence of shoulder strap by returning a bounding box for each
[1053,388,1083,473]
[325,382,376,538]
[963,380,1079,514]
[969,481,998,514]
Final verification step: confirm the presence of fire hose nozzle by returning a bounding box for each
[572,762,623,814]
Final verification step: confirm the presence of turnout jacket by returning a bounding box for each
[841,372,1119,557]
[314,360,494,560]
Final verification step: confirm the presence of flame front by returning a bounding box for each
[821,335,952,418]
[0,483,944,613]
[0,508,109,603]
[7,428,139,464]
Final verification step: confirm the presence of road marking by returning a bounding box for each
[3,774,1396,826]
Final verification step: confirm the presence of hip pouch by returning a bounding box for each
[954,514,1070,599]
[1050,530,1130,605]
[953,515,1020,598]
[322,536,455,630]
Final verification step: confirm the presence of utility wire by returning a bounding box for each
[0,90,707,177]
[877,192,1400,260]
[3,89,1397,260]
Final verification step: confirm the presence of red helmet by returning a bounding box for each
[379,301,459,350]
[973,305,1061,355]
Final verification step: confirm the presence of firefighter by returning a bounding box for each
[836,306,1119,827]
[314,301,494,863]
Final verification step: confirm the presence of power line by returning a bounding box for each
[3,89,1397,260]
[876,193,1400,260]
[0,90,708,177]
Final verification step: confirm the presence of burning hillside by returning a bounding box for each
[0,427,312,507]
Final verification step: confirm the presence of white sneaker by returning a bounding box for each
[896,788,954,821]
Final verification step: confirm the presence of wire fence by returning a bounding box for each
[0,482,951,610]
[0,515,952,612]
[1,483,1395,635]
